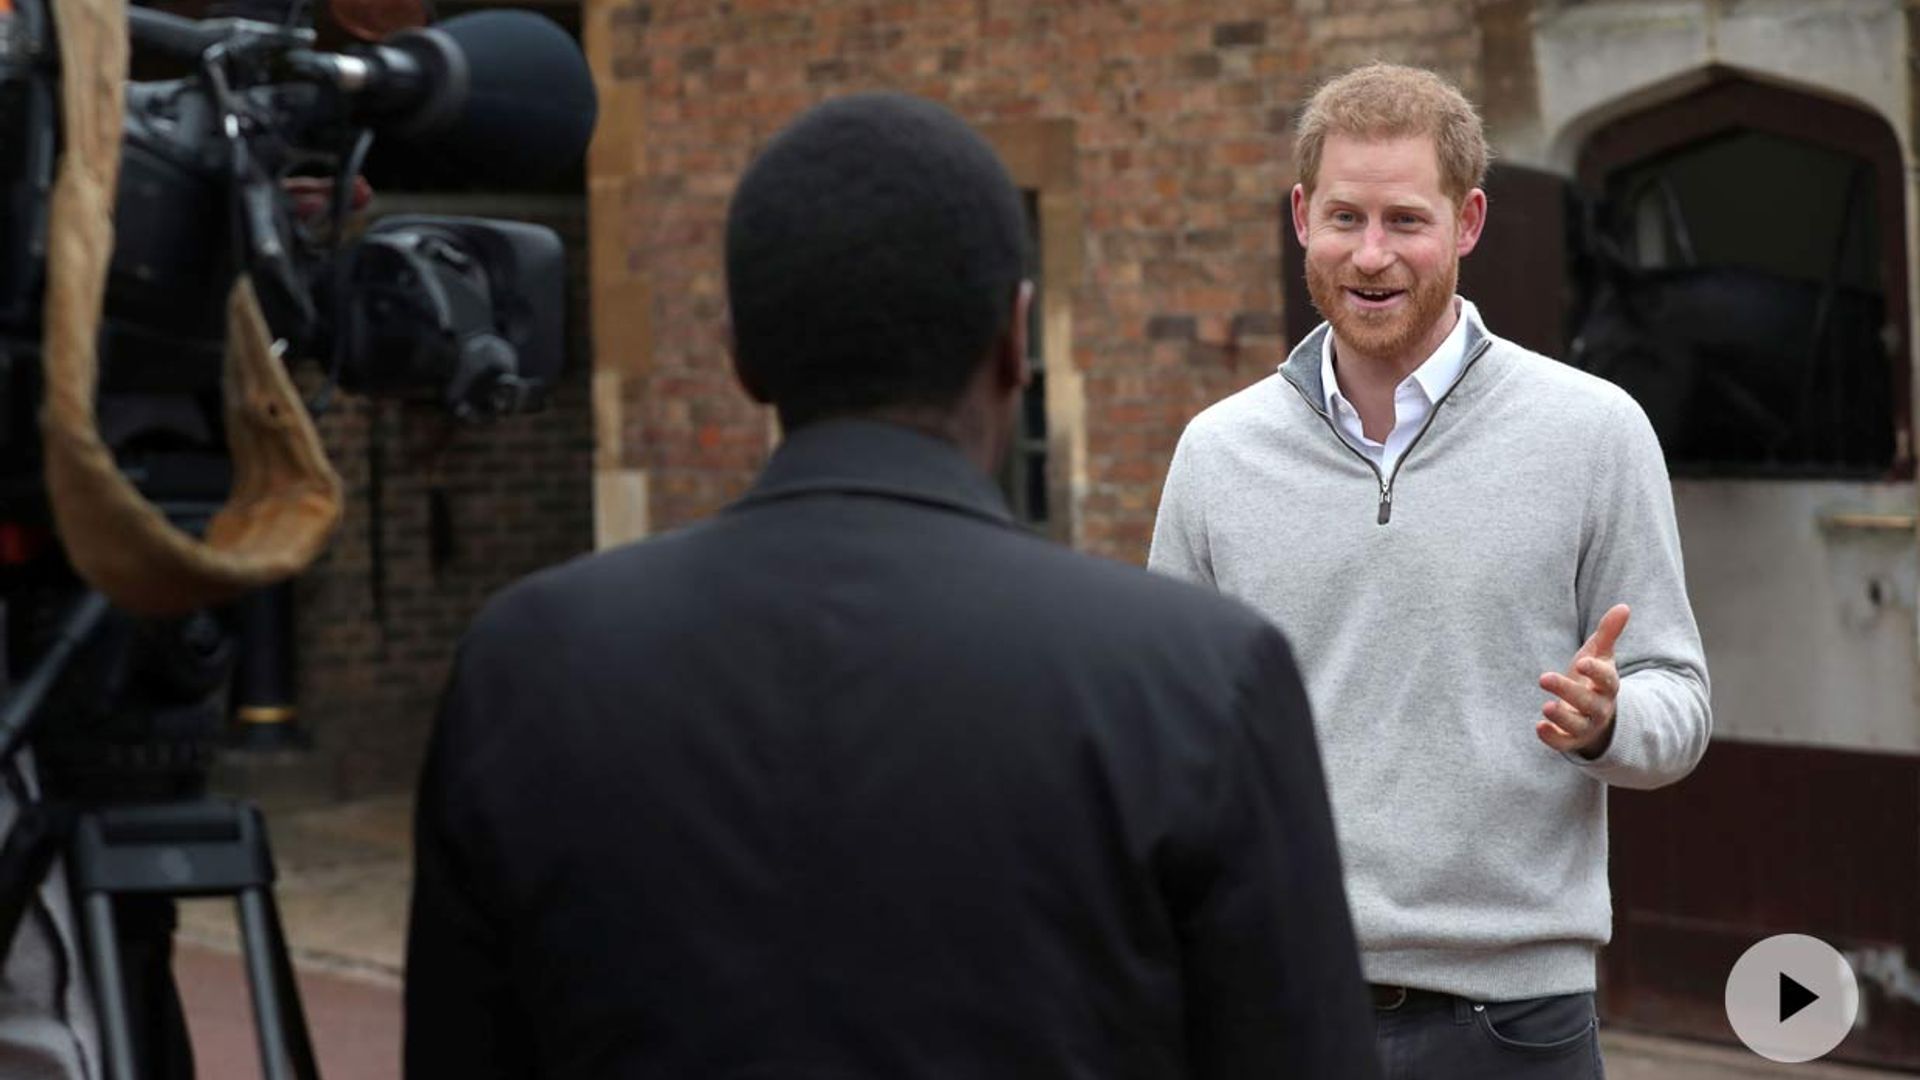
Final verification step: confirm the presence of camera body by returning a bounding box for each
[1,0,569,510]
[0,0,581,797]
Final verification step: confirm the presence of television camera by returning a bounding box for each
[0,0,597,1073]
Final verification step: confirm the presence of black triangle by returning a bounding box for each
[1780,973,1819,1023]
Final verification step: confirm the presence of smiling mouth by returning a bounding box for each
[1345,286,1406,304]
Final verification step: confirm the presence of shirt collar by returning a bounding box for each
[1320,296,1480,414]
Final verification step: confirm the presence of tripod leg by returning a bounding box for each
[237,888,320,1080]
[114,897,194,1080]
[81,893,138,1080]
[259,889,321,1080]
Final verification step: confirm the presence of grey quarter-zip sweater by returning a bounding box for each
[1148,311,1711,1001]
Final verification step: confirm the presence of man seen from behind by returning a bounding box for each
[406,91,1381,1080]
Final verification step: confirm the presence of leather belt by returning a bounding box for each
[1369,983,1454,1011]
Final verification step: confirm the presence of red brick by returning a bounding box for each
[578,0,1488,691]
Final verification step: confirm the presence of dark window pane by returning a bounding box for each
[1608,132,1876,288]
[1577,134,1892,474]
[1001,187,1051,527]
[1024,372,1047,439]
[1025,451,1048,524]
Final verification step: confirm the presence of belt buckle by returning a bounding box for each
[1373,984,1409,1011]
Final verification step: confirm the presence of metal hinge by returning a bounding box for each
[1816,512,1917,533]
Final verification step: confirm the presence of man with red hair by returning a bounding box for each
[1152,63,1712,1078]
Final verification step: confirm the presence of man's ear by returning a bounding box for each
[994,280,1036,394]
[724,313,772,404]
[1290,184,1312,249]
[1455,187,1488,258]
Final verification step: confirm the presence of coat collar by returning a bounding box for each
[733,418,1017,528]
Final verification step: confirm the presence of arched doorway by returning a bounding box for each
[1572,76,1920,1070]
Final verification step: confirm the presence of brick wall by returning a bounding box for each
[277,0,1493,799]
[290,198,595,799]
[593,0,1482,561]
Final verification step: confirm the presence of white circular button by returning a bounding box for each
[1725,933,1860,1063]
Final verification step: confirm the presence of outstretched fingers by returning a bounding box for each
[1540,670,1601,717]
[1536,717,1580,751]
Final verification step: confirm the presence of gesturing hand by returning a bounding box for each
[1537,604,1629,759]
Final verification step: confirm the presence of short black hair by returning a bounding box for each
[725,92,1031,429]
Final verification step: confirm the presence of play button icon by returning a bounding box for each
[1779,973,1818,1023]
[1726,934,1859,1063]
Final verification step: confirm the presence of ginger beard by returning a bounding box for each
[1304,230,1459,365]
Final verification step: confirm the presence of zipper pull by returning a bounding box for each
[1377,483,1393,525]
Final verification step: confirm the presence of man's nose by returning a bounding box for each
[1352,225,1395,275]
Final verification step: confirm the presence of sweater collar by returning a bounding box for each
[1282,301,1492,417]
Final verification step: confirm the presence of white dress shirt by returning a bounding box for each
[1320,296,1478,476]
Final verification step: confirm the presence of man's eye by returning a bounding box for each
[1331,211,1358,225]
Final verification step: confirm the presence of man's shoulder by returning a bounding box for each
[459,519,719,649]
[1180,370,1297,446]
[1003,540,1303,697]
[1466,330,1651,443]
[1484,333,1636,418]
[1015,532,1275,634]
[466,512,1279,664]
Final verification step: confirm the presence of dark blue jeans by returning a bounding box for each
[1373,990,1605,1079]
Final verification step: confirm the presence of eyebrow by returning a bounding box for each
[1318,197,1437,217]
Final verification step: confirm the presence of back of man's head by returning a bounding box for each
[725,93,1030,430]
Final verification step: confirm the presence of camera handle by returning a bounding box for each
[70,799,320,1080]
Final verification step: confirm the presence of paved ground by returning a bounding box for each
[1602,1030,1912,1079]
[163,793,1913,1079]
[174,943,400,1080]
[173,795,409,1080]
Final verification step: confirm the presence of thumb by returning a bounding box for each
[1586,603,1631,660]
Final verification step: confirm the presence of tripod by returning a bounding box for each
[0,591,322,1080]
